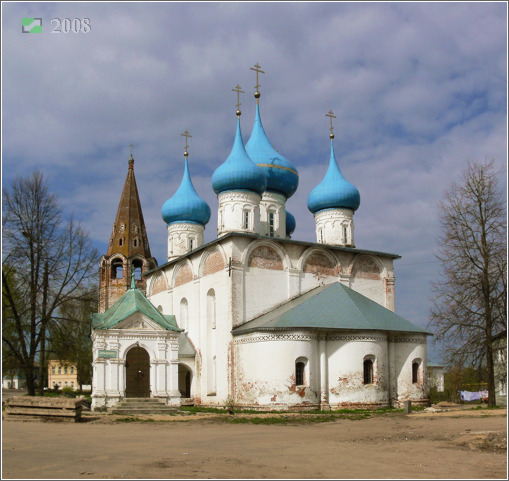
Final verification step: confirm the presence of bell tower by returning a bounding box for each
[99,148,157,312]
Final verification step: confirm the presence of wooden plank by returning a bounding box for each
[5,407,82,417]
[5,396,82,409]
[4,414,79,423]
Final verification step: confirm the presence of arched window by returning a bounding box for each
[51,366,55,374]
[243,211,250,230]
[412,362,419,383]
[269,212,275,237]
[64,366,68,374]
[295,357,308,386]
[207,289,216,330]
[133,237,139,247]
[180,298,189,331]
[58,366,62,374]
[132,259,143,280]
[111,258,123,279]
[363,359,373,384]
[70,366,74,374]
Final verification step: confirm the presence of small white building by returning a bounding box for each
[427,362,445,392]
[91,72,431,411]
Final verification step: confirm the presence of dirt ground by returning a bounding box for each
[2,405,507,480]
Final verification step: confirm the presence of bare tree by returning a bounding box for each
[2,171,98,395]
[429,159,506,407]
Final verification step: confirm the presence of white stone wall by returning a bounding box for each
[142,234,417,408]
[314,208,355,246]
[390,334,428,406]
[167,223,204,261]
[217,190,261,236]
[259,191,286,238]
[233,332,319,409]
[327,334,390,406]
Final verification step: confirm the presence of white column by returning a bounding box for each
[319,337,329,410]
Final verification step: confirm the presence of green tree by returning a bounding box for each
[429,159,507,407]
[2,171,98,395]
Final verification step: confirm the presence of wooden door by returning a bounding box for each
[125,347,150,397]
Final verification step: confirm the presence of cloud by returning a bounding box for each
[2,2,507,363]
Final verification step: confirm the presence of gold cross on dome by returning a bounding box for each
[232,84,245,111]
[326,110,337,139]
[250,62,265,92]
[181,130,192,156]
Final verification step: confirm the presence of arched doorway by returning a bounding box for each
[126,346,150,397]
[178,364,192,398]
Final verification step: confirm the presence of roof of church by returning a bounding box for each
[144,232,401,276]
[246,103,299,199]
[91,276,181,331]
[106,153,153,258]
[161,157,211,226]
[211,117,267,196]
[232,282,431,335]
[308,141,360,213]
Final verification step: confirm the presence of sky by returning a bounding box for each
[2,1,508,363]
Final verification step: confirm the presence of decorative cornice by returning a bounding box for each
[234,333,317,344]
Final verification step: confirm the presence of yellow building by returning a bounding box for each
[48,360,78,390]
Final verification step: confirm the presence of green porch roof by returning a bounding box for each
[91,282,181,332]
[232,282,431,335]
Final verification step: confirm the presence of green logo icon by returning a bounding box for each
[22,18,42,33]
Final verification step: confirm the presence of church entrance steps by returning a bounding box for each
[108,398,179,415]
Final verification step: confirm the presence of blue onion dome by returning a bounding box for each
[162,157,211,226]
[246,104,299,199]
[212,117,267,196]
[285,210,296,237]
[307,141,360,214]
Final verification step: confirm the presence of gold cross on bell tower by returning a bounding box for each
[181,130,192,158]
[250,62,265,102]
[232,84,245,117]
[326,110,337,140]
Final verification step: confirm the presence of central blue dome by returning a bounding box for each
[246,104,299,199]
[307,142,360,214]
[162,157,211,226]
[212,117,267,196]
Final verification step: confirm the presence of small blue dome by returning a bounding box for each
[285,210,296,237]
[246,104,299,199]
[307,142,360,214]
[162,157,211,226]
[212,117,267,196]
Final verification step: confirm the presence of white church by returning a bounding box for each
[91,67,430,411]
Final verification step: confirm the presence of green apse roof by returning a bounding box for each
[232,282,431,335]
[91,277,181,331]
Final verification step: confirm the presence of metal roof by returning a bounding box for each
[91,284,181,332]
[232,282,431,335]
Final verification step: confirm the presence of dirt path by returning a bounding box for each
[2,409,507,479]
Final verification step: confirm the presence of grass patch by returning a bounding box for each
[115,417,156,423]
[226,413,371,424]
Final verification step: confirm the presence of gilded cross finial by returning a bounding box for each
[181,130,192,157]
[326,110,337,140]
[250,62,265,102]
[232,84,245,117]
